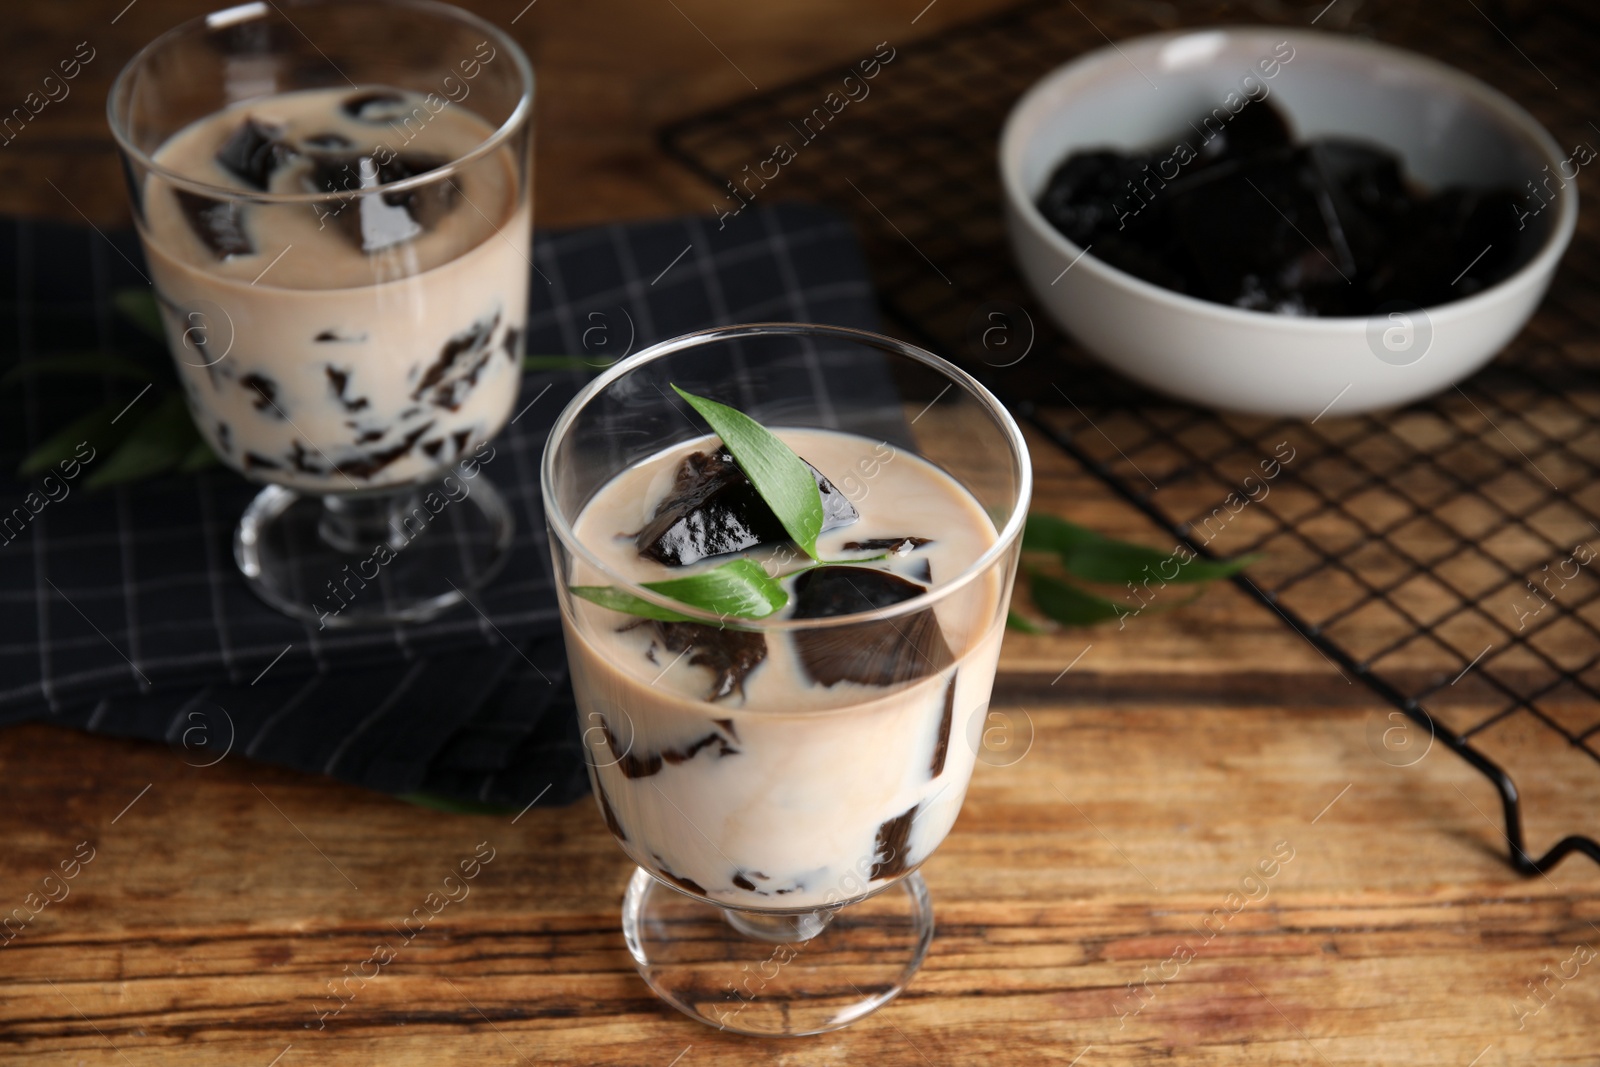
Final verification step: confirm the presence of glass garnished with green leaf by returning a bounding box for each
[541,323,1030,1038]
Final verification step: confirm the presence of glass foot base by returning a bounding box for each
[234,473,514,628]
[621,866,934,1037]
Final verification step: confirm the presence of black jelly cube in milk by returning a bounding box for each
[215,117,295,190]
[308,152,455,253]
[302,131,354,150]
[654,621,768,701]
[175,191,254,258]
[341,90,412,123]
[790,566,953,687]
[635,448,858,566]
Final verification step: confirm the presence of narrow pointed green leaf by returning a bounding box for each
[1,352,149,387]
[84,391,199,491]
[1173,552,1261,582]
[1022,513,1104,555]
[644,558,786,618]
[1171,550,1254,585]
[17,402,130,477]
[179,438,221,472]
[572,557,787,622]
[1029,572,1130,627]
[569,586,702,622]
[672,384,825,560]
[1025,513,1256,584]
[112,288,166,341]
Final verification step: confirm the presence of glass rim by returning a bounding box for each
[540,322,1033,632]
[106,0,535,206]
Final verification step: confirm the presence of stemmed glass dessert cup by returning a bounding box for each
[108,0,534,626]
[541,324,1030,1036]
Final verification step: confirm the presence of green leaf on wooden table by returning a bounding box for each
[112,288,166,342]
[1028,572,1129,627]
[1024,513,1257,584]
[17,401,142,477]
[1,352,150,388]
[672,384,825,560]
[1005,609,1048,634]
[84,391,201,491]
[397,792,523,816]
[572,557,788,622]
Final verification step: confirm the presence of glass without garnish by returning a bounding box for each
[109,0,534,626]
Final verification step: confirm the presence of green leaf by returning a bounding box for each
[84,391,200,491]
[17,402,130,477]
[1022,513,1104,554]
[572,557,787,622]
[179,438,221,472]
[112,288,166,342]
[397,792,523,816]
[1029,572,1130,627]
[1,352,149,387]
[644,557,787,618]
[1024,513,1256,584]
[570,585,702,622]
[672,384,825,560]
[1179,553,1261,582]
[1006,609,1047,634]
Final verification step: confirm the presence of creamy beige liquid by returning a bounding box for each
[566,429,1005,909]
[140,87,529,490]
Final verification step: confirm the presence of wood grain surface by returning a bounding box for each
[2,1,1598,1065]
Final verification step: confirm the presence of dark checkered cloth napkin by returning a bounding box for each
[0,202,880,807]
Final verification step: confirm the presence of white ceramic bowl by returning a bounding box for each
[1000,27,1577,417]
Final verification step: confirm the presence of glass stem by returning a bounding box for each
[723,906,835,944]
[317,490,423,555]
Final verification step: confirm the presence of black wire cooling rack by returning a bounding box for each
[661,0,1600,873]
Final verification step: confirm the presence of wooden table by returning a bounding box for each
[2,2,1597,1063]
